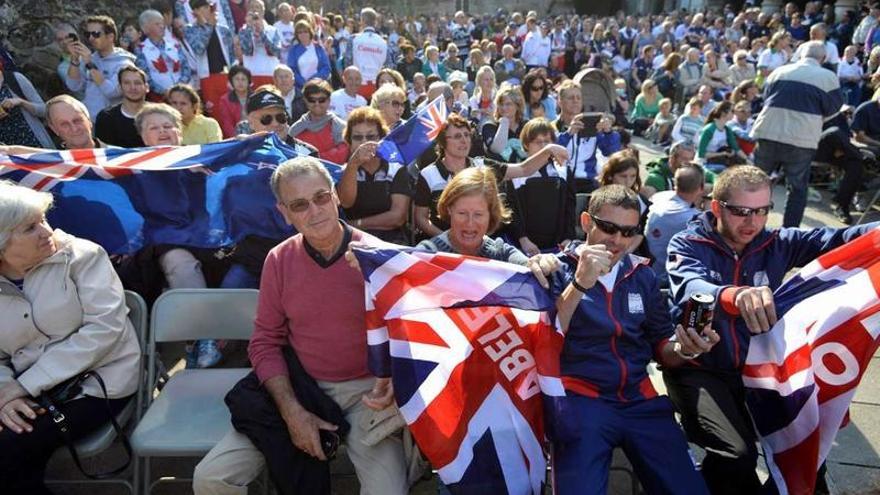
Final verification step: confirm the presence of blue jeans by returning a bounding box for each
[220,263,259,289]
[754,139,816,228]
[551,395,708,495]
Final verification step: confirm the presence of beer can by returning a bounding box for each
[681,293,715,334]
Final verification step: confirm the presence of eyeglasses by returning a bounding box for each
[283,190,333,213]
[530,85,545,92]
[259,112,287,125]
[351,133,380,141]
[446,131,472,140]
[86,31,105,39]
[719,201,774,217]
[384,100,404,108]
[305,96,328,104]
[590,214,642,238]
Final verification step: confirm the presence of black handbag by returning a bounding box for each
[36,371,133,479]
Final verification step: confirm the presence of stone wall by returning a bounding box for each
[1,0,154,98]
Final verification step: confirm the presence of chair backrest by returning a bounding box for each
[124,290,148,349]
[150,289,260,343]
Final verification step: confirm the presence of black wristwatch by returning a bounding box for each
[571,279,590,294]
[85,62,98,71]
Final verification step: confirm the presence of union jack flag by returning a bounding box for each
[743,226,880,495]
[352,244,565,495]
[377,95,447,166]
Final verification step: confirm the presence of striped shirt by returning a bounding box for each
[751,58,842,150]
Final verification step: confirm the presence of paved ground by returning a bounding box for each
[43,139,880,494]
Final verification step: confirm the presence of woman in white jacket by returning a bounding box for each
[0,180,140,494]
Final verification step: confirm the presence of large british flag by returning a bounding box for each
[0,134,329,254]
[352,245,565,495]
[743,226,880,495]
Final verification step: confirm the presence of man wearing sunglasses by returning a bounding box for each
[217,87,318,291]
[65,15,137,121]
[549,184,718,494]
[664,165,878,494]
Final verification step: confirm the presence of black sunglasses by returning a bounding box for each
[590,214,642,238]
[85,30,105,39]
[305,96,328,104]
[719,201,773,217]
[259,112,287,125]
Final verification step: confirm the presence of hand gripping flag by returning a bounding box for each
[351,244,565,495]
[0,134,340,254]
[376,95,447,166]
[743,226,880,495]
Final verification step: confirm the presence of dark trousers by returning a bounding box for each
[815,127,866,212]
[663,369,762,495]
[0,395,130,494]
[754,140,816,227]
[552,395,708,495]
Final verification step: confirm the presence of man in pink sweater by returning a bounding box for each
[193,157,410,494]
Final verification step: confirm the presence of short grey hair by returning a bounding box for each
[139,9,165,29]
[270,157,333,201]
[46,95,90,125]
[0,180,54,251]
[360,7,378,27]
[134,103,182,134]
[801,40,827,63]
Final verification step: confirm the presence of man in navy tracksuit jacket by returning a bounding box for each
[550,185,718,495]
[665,165,878,494]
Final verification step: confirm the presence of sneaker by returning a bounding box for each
[833,205,853,225]
[184,343,199,369]
[196,339,223,368]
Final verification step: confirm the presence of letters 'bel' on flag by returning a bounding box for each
[376,95,447,166]
[352,244,565,495]
[743,226,880,495]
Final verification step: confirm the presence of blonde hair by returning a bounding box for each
[472,65,496,102]
[437,167,511,233]
[493,83,524,123]
[713,165,771,202]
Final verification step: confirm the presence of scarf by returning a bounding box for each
[289,112,346,144]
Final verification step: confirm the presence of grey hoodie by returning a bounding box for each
[64,47,137,121]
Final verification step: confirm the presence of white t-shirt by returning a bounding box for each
[329,89,367,119]
[242,25,282,77]
[275,20,295,61]
[298,44,319,81]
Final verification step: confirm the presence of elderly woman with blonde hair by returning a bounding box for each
[0,180,140,493]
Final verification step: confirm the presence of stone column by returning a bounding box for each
[835,0,859,20]
[761,0,783,15]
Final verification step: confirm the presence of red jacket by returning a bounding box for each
[295,124,350,165]
[216,92,244,138]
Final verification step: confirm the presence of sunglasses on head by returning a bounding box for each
[86,30,105,39]
[719,201,773,217]
[259,112,287,125]
[283,190,333,213]
[590,214,641,238]
[305,96,328,104]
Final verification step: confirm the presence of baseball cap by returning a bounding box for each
[247,89,286,114]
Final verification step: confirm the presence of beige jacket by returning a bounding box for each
[0,230,141,399]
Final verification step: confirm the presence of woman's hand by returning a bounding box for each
[349,142,379,168]
[527,253,561,289]
[0,397,43,434]
[1,98,24,110]
[519,237,540,257]
[0,380,29,410]
[544,144,570,165]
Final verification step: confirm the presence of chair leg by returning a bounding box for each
[132,454,141,495]
[855,187,880,225]
[142,456,151,495]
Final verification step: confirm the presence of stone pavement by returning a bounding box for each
[43,139,880,495]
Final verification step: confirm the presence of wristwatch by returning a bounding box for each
[85,62,98,71]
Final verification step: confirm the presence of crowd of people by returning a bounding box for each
[2,0,880,493]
